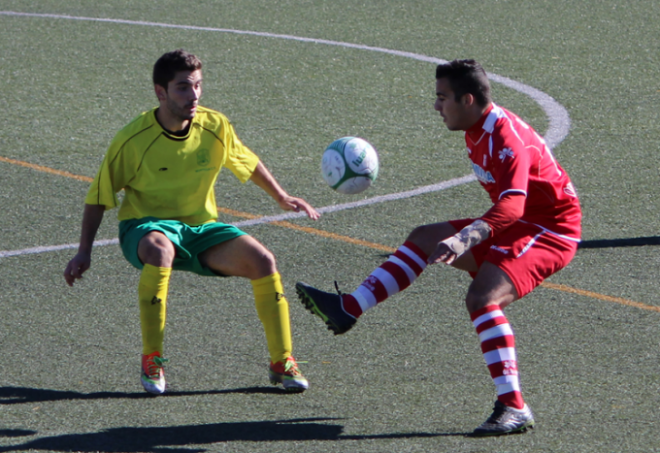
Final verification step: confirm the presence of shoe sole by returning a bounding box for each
[141,377,166,395]
[268,374,308,393]
[295,284,353,335]
[471,421,535,437]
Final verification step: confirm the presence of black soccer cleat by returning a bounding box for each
[295,282,357,335]
[471,400,535,437]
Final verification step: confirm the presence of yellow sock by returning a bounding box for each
[138,264,171,355]
[252,272,292,364]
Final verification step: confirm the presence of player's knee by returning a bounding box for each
[262,249,277,271]
[465,290,491,313]
[138,234,175,267]
[407,225,434,250]
[465,285,516,314]
[249,246,277,278]
[407,223,454,254]
[407,225,426,242]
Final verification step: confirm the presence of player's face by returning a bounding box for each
[434,77,471,131]
[163,69,202,121]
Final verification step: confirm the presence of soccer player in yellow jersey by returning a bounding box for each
[63,49,320,394]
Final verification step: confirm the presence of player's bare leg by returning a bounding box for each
[199,235,276,280]
[296,221,472,333]
[200,236,308,392]
[467,262,534,436]
[407,222,477,272]
[138,232,176,268]
[465,262,517,312]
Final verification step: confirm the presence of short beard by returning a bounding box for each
[167,98,195,121]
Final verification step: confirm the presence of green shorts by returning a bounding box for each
[118,217,247,276]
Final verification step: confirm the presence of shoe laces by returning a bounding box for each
[334,281,356,319]
[144,354,169,379]
[276,357,302,377]
[486,401,513,423]
[486,404,506,423]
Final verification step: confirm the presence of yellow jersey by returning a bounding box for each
[85,106,259,225]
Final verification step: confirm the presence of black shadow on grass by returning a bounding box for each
[0,385,293,405]
[373,236,660,257]
[0,420,471,452]
[578,236,660,249]
[0,429,37,438]
[377,236,660,257]
[342,431,473,440]
[0,419,342,453]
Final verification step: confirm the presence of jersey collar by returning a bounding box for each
[153,108,194,140]
[465,103,495,141]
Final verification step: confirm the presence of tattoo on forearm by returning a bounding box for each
[441,220,492,257]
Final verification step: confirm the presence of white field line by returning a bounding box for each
[0,175,476,258]
[0,11,570,149]
[234,174,477,227]
[0,11,570,259]
[0,239,120,258]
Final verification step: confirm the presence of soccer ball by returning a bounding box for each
[321,137,379,194]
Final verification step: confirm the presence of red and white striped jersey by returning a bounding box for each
[464,103,581,239]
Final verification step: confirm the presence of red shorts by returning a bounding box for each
[449,219,579,298]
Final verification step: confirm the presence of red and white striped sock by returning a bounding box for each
[341,241,428,318]
[471,305,525,410]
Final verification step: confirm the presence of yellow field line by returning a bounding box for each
[220,206,660,313]
[218,207,396,253]
[4,156,658,313]
[540,282,660,313]
[0,156,93,182]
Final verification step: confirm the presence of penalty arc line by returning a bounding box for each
[3,11,642,311]
[0,9,570,253]
[0,10,570,150]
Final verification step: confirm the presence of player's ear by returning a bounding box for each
[462,93,475,107]
[154,84,167,101]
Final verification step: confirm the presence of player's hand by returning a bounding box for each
[279,196,321,220]
[427,242,457,265]
[64,252,92,286]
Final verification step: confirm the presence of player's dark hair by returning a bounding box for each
[153,49,202,90]
[435,59,491,107]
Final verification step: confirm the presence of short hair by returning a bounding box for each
[152,49,202,89]
[435,59,491,107]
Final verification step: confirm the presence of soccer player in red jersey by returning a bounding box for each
[296,59,581,436]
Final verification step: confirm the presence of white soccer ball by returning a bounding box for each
[321,137,379,194]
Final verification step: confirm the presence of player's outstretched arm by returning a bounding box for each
[428,220,492,265]
[428,194,525,265]
[63,204,106,286]
[249,161,320,220]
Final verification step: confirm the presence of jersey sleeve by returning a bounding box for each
[479,193,526,235]
[222,122,260,183]
[490,127,531,200]
[84,136,138,209]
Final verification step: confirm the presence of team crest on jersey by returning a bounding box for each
[498,147,515,162]
[197,148,210,167]
[471,162,496,184]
